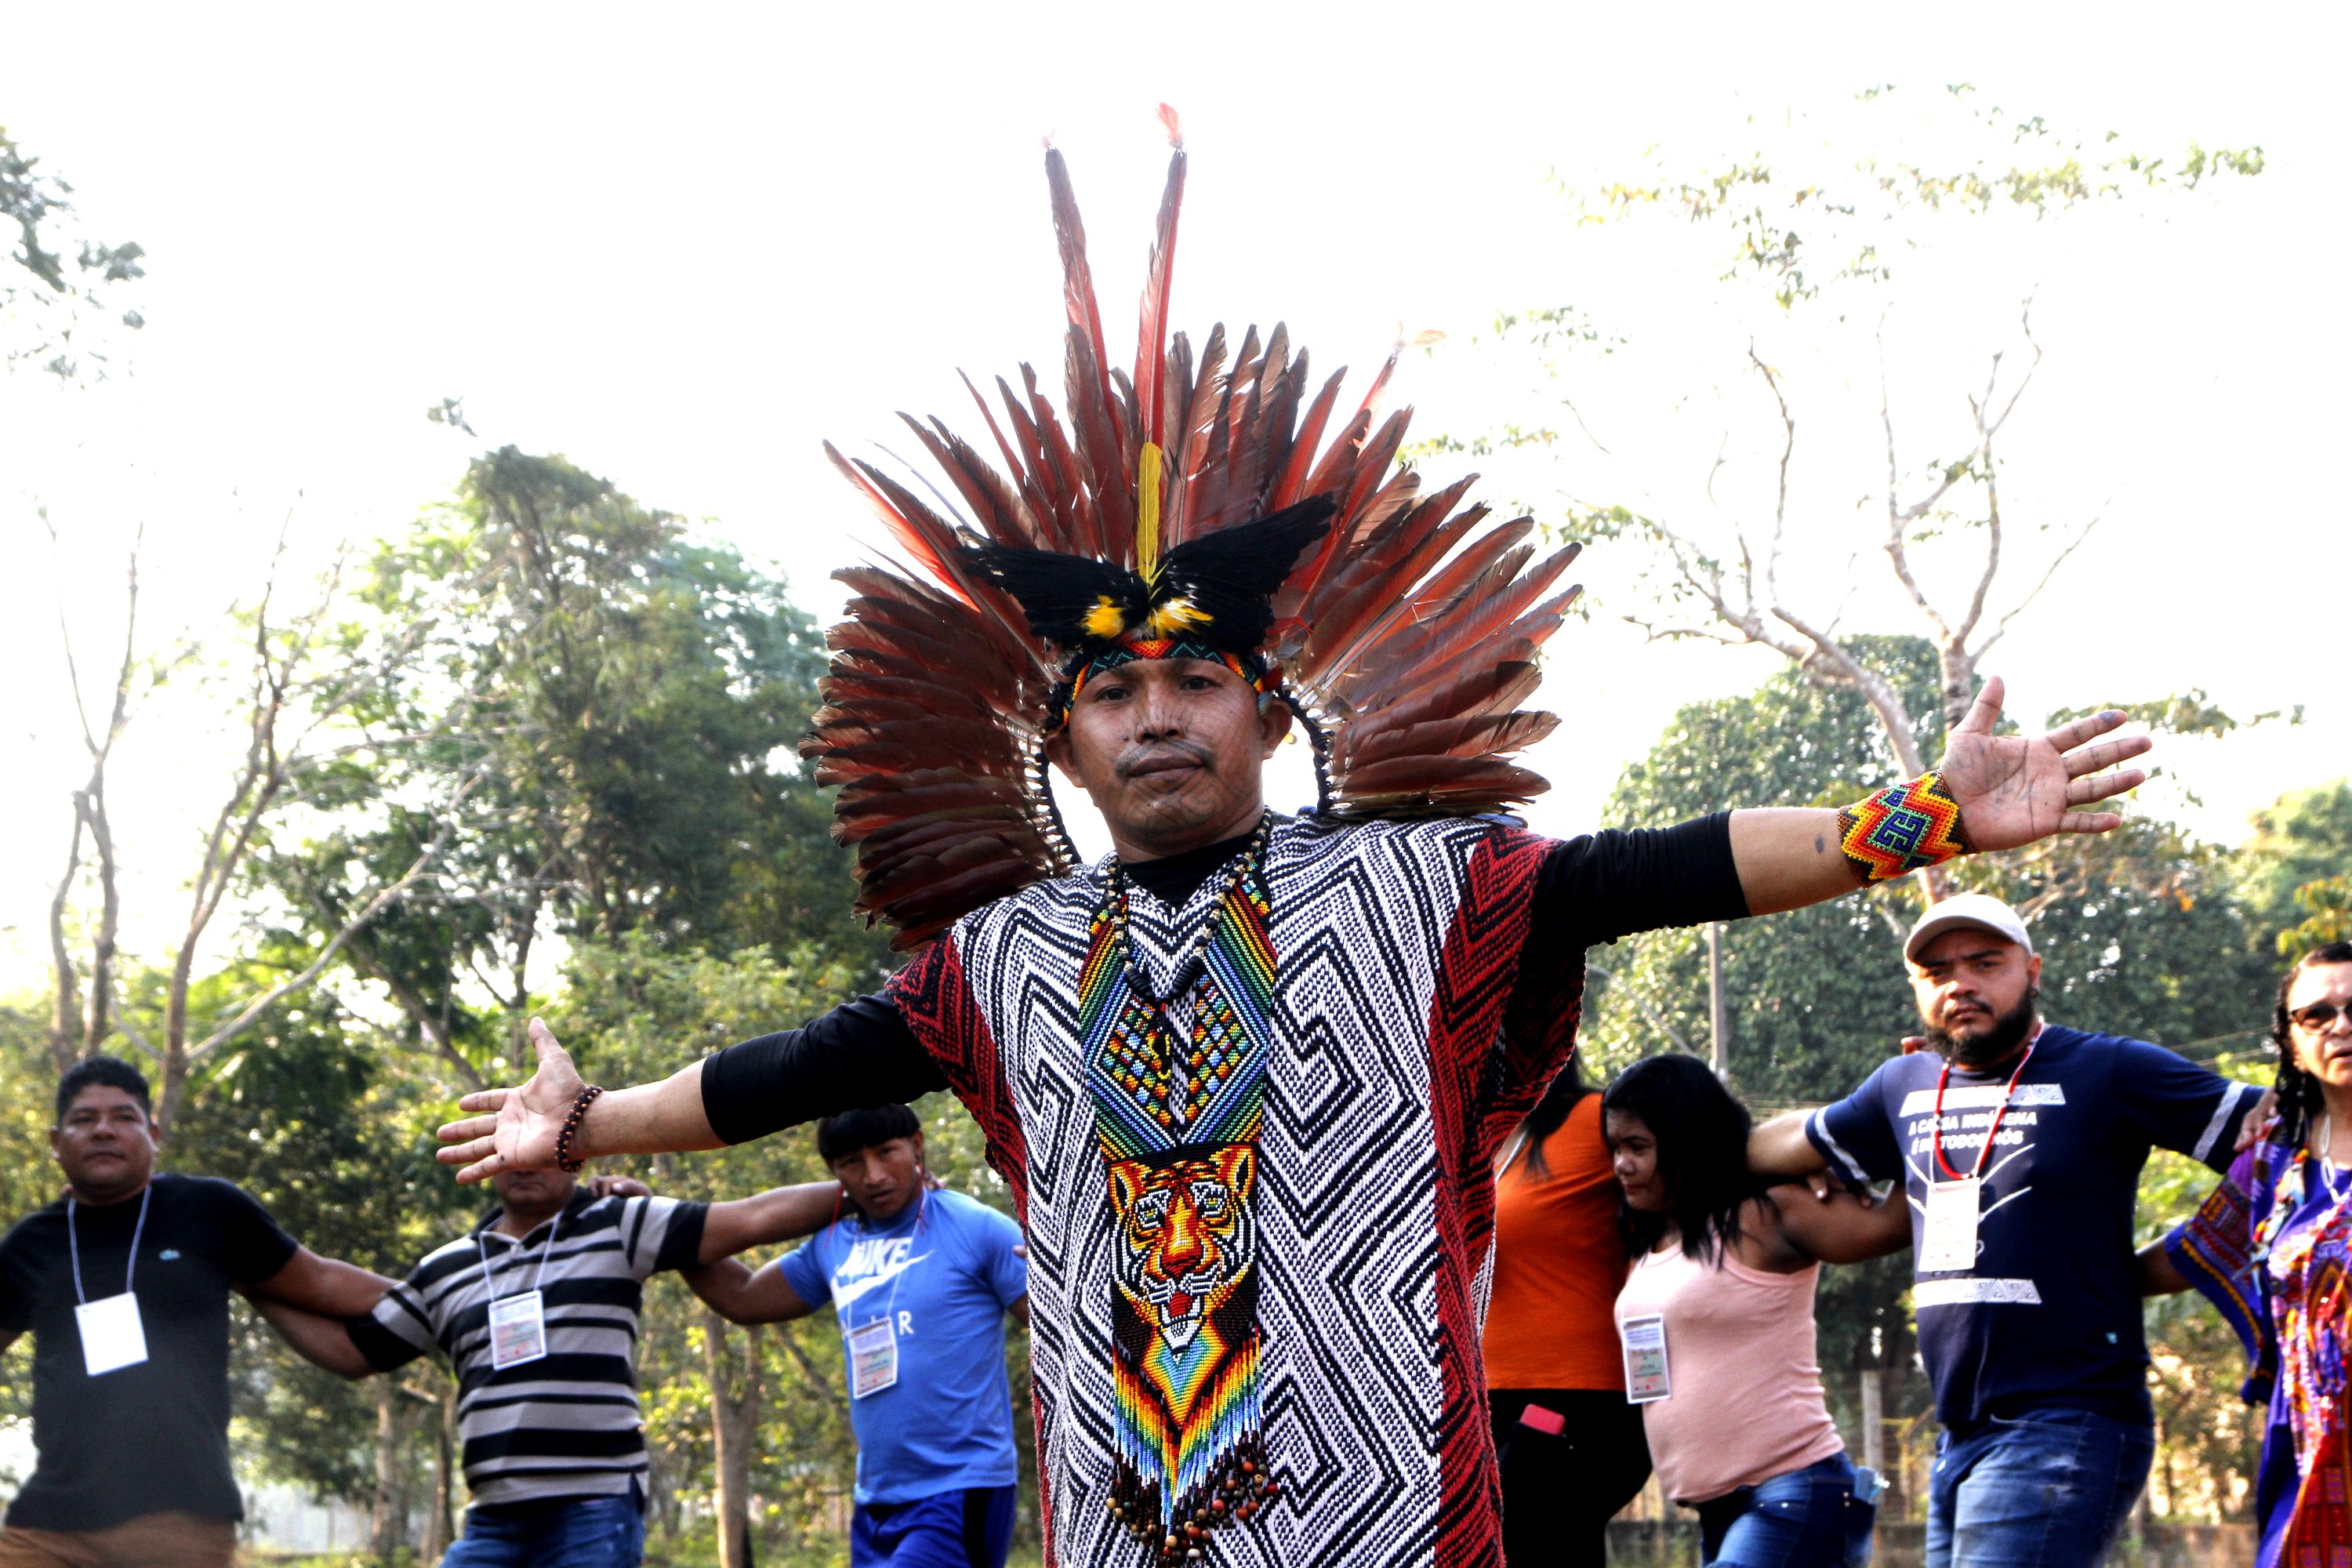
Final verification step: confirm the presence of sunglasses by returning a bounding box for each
[2291,1002,2352,1032]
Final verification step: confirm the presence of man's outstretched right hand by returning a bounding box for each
[437,1018,583,1184]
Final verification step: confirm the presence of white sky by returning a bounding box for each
[1,2,2345,994]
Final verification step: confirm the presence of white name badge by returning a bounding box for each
[847,1317,899,1399]
[488,1289,549,1370]
[75,1291,148,1377]
[1621,1314,1671,1403]
[1921,1178,1984,1274]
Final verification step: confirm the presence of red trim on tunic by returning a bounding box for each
[887,935,1033,1225]
[1421,828,1585,1568]
[886,936,1050,1565]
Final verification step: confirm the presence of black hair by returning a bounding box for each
[1511,1054,1594,1181]
[55,1056,153,1126]
[1600,1054,1756,1265]
[816,1104,922,1165]
[2271,940,2352,1149]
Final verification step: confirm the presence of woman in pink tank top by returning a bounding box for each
[1604,1055,1911,1566]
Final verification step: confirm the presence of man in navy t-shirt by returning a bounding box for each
[1751,893,2263,1568]
[687,1105,1028,1568]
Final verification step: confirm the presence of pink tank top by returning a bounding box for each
[1612,1237,1845,1504]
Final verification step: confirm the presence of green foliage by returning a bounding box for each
[2234,782,2352,957]
[0,126,145,379]
[262,445,884,1083]
[1570,89,2260,310]
[2278,875,2352,953]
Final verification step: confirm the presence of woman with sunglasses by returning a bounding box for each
[1605,1054,1910,1566]
[2156,940,2352,1567]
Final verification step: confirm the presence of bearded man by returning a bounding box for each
[436,123,2154,1568]
[1750,892,2267,1568]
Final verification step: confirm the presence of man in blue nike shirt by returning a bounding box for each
[688,1105,1029,1568]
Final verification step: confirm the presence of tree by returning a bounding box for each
[43,527,479,1127]
[1426,90,2260,898]
[1,126,144,380]
[2234,781,2352,956]
[264,447,880,1085]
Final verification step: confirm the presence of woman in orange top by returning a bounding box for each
[1485,1058,1653,1567]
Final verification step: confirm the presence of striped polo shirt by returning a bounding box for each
[348,1189,706,1505]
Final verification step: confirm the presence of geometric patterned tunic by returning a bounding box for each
[887,815,1583,1567]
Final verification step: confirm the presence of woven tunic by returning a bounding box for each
[886,815,1581,1568]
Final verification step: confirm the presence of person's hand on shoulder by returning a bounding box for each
[586,1174,654,1200]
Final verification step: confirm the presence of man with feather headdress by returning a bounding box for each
[434,113,2152,1568]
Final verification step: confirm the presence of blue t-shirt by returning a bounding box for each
[779,1189,1026,1504]
[1807,1024,2259,1428]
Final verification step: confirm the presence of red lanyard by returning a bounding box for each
[1931,1039,2037,1182]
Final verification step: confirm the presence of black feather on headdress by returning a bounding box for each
[965,495,1334,657]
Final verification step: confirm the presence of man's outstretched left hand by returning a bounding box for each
[1940,676,2151,851]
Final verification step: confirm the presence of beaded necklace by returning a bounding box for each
[1080,812,1280,1564]
[1106,812,1273,1005]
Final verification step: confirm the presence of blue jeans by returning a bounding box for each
[1695,1453,1875,1566]
[441,1494,644,1568]
[1926,1408,2154,1567]
[850,1485,1015,1568]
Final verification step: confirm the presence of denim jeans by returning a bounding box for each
[1694,1452,1875,1567]
[1926,1408,2154,1567]
[441,1494,644,1568]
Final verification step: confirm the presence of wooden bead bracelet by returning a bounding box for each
[555,1084,604,1173]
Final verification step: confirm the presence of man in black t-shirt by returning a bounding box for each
[0,1058,393,1568]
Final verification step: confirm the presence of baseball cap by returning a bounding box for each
[1904,893,2034,964]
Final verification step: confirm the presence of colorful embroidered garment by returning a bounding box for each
[886,815,1581,1568]
[1081,832,1277,1562]
[2167,1141,2352,1566]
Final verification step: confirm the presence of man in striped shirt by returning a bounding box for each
[259,1163,837,1568]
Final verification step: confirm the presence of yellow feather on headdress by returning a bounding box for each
[1083,597,1129,640]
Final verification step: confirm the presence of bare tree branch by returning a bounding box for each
[1748,344,1798,603]
[1878,327,1958,641]
[1588,958,1697,1057]
[184,763,488,1069]
[1977,507,2103,659]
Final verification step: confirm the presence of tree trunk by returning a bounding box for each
[1705,922,1730,1080]
[1858,1367,1884,1476]
[424,1381,457,1563]
[370,1377,406,1558]
[704,1309,763,1568]
[46,811,85,1074]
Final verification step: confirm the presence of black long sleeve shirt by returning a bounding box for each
[699,813,1746,1145]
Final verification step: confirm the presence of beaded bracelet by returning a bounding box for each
[1836,771,1975,884]
[554,1084,604,1173]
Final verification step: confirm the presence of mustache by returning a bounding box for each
[1116,740,1214,780]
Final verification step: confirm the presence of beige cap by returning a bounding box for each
[1904,892,2034,963]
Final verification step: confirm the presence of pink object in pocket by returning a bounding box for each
[1517,1403,1566,1436]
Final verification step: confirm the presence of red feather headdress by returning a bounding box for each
[804,107,1581,948]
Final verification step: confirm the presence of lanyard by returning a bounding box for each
[476,1211,563,1305]
[67,1185,153,1306]
[1931,1037,2038,1181]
